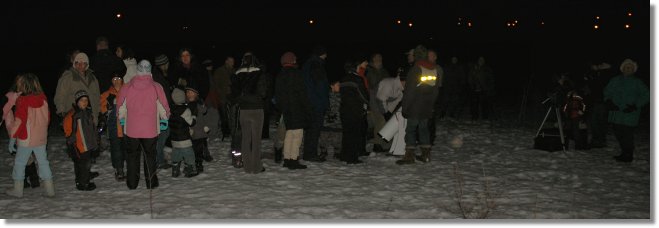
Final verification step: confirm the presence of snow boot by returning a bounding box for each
[76,182,96,191]
[196,161,204,173]
[232,151,244,168]
[6,180,24,198]
[114,168,126,181]
[396,147,416,165]
[43,179,55,197]
[287,159,308,170]
[274,147,283,164]
[184,164,199,178]
[319,147,328,160]
[416,146,431,163]
[26,162,40,188]
[172,162,181,178]
[202,142,214,162]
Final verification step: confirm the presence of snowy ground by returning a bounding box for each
[0,117,650,219]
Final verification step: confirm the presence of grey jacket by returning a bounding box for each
[55,68,101,123]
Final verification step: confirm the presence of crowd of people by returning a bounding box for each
[0,36,649,197]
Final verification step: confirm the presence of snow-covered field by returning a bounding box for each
[0,117,650,219]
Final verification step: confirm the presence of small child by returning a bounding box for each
[186,84,218,173]
[319,81,342,160]
[100,76,126,181]
[64,90,98,191]
[6,73,55,197]
[169,88,198,178]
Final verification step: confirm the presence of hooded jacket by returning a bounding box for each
[340,69,370,117]
[54,68,101,123]
[401,60,440,119]
[116,74,170,138]
[377,77,404,113]
[231,64,267,110]
[10,93,50,147]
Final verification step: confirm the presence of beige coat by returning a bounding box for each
[54,68,101,123]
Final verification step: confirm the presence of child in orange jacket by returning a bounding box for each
[64,90,98,191]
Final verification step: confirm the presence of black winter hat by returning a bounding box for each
[74,90,89,104]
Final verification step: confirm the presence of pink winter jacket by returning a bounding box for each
[10,93,49,147]
[116,74,170,139]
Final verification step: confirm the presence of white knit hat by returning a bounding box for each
[73,52,90,70]
[136,59,152,75]
[619,59,638,73]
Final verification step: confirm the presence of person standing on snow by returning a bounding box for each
[603,59,649,163]
[397,45,440,165]
[117,60,170,189]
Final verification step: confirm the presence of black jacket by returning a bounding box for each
[152,67,173,106]
[402,62,440,119]
[90,49,127,90]
[231,67,267,110]
[169,62,210,99]
[275,66,313,130]
[339,71,369,118]
[169,104,194,142]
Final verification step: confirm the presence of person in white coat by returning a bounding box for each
[377,75,406,155]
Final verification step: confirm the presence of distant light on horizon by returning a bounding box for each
[408,22,413,27]
[596,16,600,20]
[628,12,633,16]
[541,21,545,25]
[116,13,122,19]
[396,20,401,24]
[467,22,472,27]
[309,19,314,24]
[625,24,631,29]
[594,24,599,29]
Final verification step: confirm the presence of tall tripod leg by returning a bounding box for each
[554,107,567,153]
[536,106,553,137]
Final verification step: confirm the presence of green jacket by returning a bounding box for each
[603,74,649,126]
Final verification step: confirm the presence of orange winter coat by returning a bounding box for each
[100,86,123,137]
[63,108,98,154]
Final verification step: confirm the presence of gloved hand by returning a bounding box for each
[203,126,210,133]
[160,119,168,131]
[383,111,393,120]
[120,118,125,126]
[8,138,16,155]
[623,104,637,113]
[605,99,619,111]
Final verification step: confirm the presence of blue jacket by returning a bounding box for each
[303,56,329,113]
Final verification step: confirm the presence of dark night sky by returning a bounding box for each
[0,0,649,106]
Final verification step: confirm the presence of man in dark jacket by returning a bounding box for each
[301,46,329,162]
[213,56,236,139]
[398,45,440,165]
[443,56,468,119]
[583,61,614,148]
[90,36,127,91]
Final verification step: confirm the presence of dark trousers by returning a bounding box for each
[470,91,493,120]
[405,118,431,147]
[340,112,366,162]
[588,103,608,145]
[612,124,635,159]
[192,138,208,164]
[303,111,325,160]
[125,136,158,189]
[240,109,264,173]
[70,146,92,186]
[109,132,126,170]
[261,101,272,139]
[219,102,231,136]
